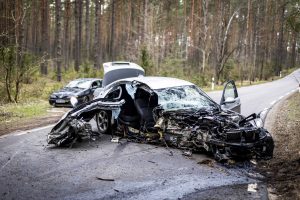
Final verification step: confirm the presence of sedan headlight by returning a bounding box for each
[50,94,57,98]
[70,96,78,107]
[255,118,263,128]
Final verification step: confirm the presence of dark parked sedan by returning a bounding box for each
[49,78,102,107]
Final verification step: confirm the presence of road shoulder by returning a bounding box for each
[258,91,300,200]
[0,106,67,136]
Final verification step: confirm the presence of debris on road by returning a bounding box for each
[182,150,192,157]
[96,177,115,182]
[111,137,120,143]
[198,159,215,167]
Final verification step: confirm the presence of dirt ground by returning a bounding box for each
[258,92,300,200]
[0,107,68,136]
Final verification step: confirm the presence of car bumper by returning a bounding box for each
[49,98,72,107]
[210,130,274,160]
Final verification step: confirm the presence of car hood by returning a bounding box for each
[52,87,85,98]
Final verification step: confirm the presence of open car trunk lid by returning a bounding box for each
[102,62,145,87]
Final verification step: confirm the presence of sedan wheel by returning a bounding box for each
[96,111,110,134]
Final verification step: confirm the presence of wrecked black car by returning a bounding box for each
[47,68,274,162]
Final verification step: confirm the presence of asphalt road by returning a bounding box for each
[1,69,299,200]
[208,69,300,116]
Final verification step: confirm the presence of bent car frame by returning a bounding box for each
[47,63,274,162]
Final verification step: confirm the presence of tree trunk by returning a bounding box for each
[94,0,102,69]
[64,0,71,70]
[74,0,82,72]
[14,0,24,102]
[40,0,49,75]
[290,30,296,68]
[55,0,62,82]
[85,0,90,60]
[110,0,115,61]
[275,1,285,75]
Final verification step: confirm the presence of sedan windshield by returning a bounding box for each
[155,85,218,111]
[66,80,91,89]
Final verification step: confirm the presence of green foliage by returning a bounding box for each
[220,59,236,83]
[152,57,210,87]
[0,100,50,122]
[139,46,153,74]
[286,0,300,33]
[0,46,39,103]
[263,62,277,80]
[53,63,104,81]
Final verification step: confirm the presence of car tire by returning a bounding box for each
[96,110,111,134]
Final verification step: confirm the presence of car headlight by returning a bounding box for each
[70,96,78,107]
[50,94,57,98]
[255,118,263,128]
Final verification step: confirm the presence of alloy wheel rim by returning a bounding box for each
[97,111,108,132]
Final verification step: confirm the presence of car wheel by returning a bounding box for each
[96,110,111,134]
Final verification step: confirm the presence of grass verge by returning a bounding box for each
[0,100,67,136]
[0,100,50,123]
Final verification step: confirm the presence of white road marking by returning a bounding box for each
[261,110,267,116]
[15,132,29,136]
[0,135,8,139]
[14,124,54,136]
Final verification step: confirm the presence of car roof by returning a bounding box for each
[120,76,194,89]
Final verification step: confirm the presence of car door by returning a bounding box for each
[220,80,241,113]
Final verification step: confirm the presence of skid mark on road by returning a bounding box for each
[1,150,19,170]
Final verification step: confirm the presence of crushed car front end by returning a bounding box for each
[155,109,274,161]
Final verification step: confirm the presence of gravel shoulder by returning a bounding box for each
[258,92,300,200]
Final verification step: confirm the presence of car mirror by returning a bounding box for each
[223,97,235,104]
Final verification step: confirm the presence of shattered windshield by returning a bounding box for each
[66,80,91,89]
[155,85,218,111]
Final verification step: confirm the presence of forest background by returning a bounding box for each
[0,0,300,104]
